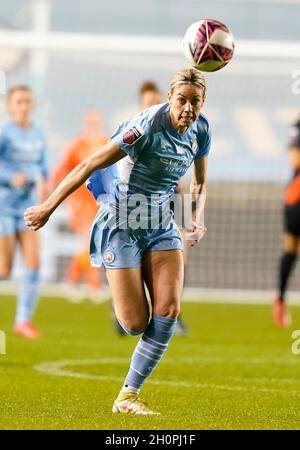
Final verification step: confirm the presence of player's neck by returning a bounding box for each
[168,112,188,134]
[14,119,31,128]
[176,125,188,134]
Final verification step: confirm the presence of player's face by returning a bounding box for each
[168,84,204,132]
[8,90,34,126]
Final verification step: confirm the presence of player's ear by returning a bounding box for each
[199,92,205,107]
[167,91,172,102]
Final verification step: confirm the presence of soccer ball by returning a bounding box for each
[183,19,234,72]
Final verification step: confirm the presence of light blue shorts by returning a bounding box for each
[0,188,36,236]
[90,207,183,269]
[0,213,27,236]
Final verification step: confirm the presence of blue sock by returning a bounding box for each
[123,314,177,390]
[15,269,40,323]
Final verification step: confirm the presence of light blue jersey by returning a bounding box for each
[0,120,48,234]
[113,102,210,192]
[86,164,120,205]
[89,102,211,268]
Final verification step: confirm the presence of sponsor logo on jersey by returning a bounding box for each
[104,250,115,264]
[176,145,185,155]
[123,126,143,145]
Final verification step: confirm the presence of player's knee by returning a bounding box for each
[154,303,180,319]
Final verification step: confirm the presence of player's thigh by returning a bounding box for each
[105,267,149,330]
[179,228,189,265]
[284,233,300,253]
[0,234,16,277]
[17,229,40,270]
[142,249,184,318]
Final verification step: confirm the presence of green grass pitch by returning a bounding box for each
[1,295,300,430]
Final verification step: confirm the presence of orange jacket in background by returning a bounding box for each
[53,135,108,232]
[285,173,300,206]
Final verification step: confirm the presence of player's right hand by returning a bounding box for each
[24,205,50,230]
[185,221,207,247]
[11,173,30,188]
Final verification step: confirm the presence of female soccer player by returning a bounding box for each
[0,85,48,338]
[274,116,300,328]
[24,68,210,414]
[139,80,163,110]
[111,79,189,336]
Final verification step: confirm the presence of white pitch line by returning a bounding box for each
[227,376,300,385]
[34,357,300,397]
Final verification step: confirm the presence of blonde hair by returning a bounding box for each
[169,68,206,99]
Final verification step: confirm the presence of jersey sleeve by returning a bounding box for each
[86,164,120,200]
[195,124,212,159]
[110,111,152,159]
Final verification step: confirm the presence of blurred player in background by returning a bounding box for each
[0,85,48,338]
[111,80,189,336]
[274,116,300,328]
[139,80,163,110]
[24,68,209,414]
[52,109,108,302]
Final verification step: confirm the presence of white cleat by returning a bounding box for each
[112,392,160,415]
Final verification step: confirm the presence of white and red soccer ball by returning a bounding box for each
[183,19,234,72]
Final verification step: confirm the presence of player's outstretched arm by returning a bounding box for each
[186,156,208,247]
[24,141,125,230]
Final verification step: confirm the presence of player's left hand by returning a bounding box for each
[24,205,50,230]
[185,221,207,247]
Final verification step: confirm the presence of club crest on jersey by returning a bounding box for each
[123,126,143,145]
[104,250,115,264]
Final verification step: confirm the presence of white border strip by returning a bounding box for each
[34,357,300,397]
